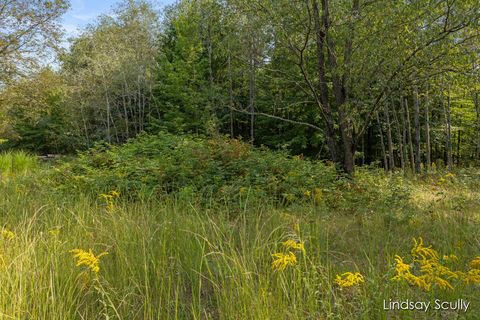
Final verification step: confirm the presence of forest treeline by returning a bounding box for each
[0,0,479,174]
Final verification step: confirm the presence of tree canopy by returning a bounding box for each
[0,0,479,174]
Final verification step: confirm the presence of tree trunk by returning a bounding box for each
[248,40,255,143]
[424,88,431,172]
[443,85,453,171]
[376,112,388,171]
[457,129,461,165]
[311,0,340,166]
[474,92,479,160]
[384,103,395,170]
[392,100,405,172]
[320,0,356,174]
[413,86,421,174]
[228,52,234,137]
[404,98,415,172]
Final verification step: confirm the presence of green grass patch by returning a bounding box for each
[0,150,38,178]
[1,165,480,318]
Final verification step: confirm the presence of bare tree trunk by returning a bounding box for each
[228,53,234,137]
[443,85,453,171]
[376,112,388,171]
[122,80,130,140]
[320,0,357,174]
[392,99,405,172]
[405,98,415,172]
[424,88,431,172]
[248,37,255,143]
[457,129,461,165]
[474,92,479,160]
[99,67,112,143]
[384,103,395,170]
[311,0,340,165]
[413,86,421,173]
[80,102,90,148]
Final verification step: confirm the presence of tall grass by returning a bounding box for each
[1,171,480,319]
[0,150,37,177]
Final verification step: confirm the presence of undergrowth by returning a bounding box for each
[1,138,480,319]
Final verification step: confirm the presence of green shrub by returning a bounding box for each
[49,132,338,204]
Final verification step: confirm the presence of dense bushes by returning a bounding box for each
[45,132,424,218]
[49,132,339,203]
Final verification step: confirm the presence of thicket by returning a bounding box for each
[43,133,418,218]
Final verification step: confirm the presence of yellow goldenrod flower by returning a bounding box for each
[1,229,15,240]
[99,190,120,213]
[427,275,454,290]
[109,190,120,197]
[392,255,411,275]
[463,269,480,285]
[411,237,439,262]
[392,239,458,291]
[469,257,480,269]
[70,249,108,273]
[391,255,431,291]
[335,272,364,288]
[282,239,306,255]
[271,252,297,271]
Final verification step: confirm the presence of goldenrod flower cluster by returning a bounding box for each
[282,239,306,255]
[271,252,297,271]
[70,249,108,273]
[1,229,15,240]
[335,272,364,288]
[469,256,480,269]
[271,239,305,271]
[392,238,460,291]
[99,190,120,213]
[392,255,430,290]
[392,238,480,291]
[463,257,480,285]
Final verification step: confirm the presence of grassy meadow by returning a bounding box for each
[1,144,480,319]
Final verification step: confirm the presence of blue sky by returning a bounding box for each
[62,0,175,39]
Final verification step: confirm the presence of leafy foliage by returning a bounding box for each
[49,132,338,203]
